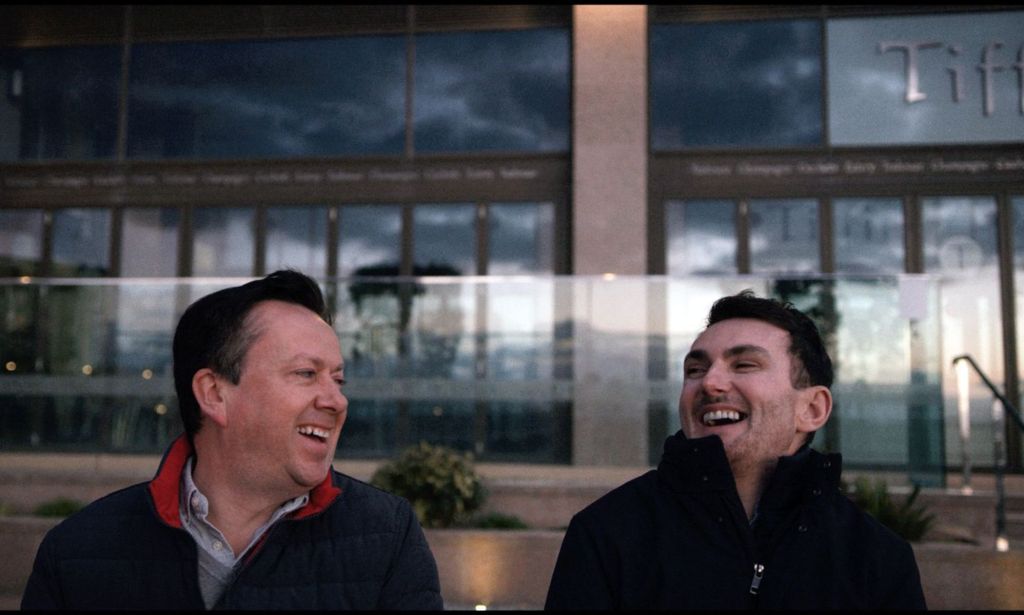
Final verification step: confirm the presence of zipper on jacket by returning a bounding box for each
[749,563,765,595]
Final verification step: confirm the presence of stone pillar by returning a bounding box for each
[572,5,648,276]
[571,6,649,466]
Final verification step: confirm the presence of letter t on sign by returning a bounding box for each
[880,41,943,103]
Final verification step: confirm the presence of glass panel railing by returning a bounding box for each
[0,274,969,485]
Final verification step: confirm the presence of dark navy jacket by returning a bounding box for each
[21,435,443,610]
[545,431,927,610]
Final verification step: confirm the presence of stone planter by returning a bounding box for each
[4,517,1024,610]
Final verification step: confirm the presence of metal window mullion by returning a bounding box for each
[253,205,266,277]
[109,206,123,277]
[904,195,922,273]
[820,196,833,273]
[405,6,416,160]
[737,199,750,274]
[326,206,339,280]
[996,192,1022,471]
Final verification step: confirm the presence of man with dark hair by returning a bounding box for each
[545,290,926,610]
[22,270,443,610]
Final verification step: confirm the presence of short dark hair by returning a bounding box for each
[706,290,833,390]
[173,270,331,441]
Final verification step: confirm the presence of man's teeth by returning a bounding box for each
[297,426,329,440]
[702,410,742,426]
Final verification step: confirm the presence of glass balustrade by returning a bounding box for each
[0,274,995,485]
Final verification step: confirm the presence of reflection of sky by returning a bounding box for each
[921,196,998,271]
[265,206,327,276]
[413,204,476,274]
[192,207,254,276]
[128,36,406,159]
[339,205,402,276]
[1,45,121,160]
[833,198,904,274]
[121,208,179,277]
[1014,198,1024,267]
[52,209,110,269]
[749,199,819,273]
[651,19,822,148]
[414,28,570,152]
[0,210,43,259]
[828,11,1024,145]
[488,203,554,274]
[666,200,736,275]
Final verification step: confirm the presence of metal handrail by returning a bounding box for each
[952,354,1024,552]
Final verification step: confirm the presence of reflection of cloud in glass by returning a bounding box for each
[666,200,736,275]
[3,45,121,161]
[128,36,406,159]
[415,28,570,152]
[413,205,476,274]
[488,203,553,274]
[651,19,823,148]
[749,199,819,273]
[833,198,904,274]
[922,197,998,271]
[338,206,401,277]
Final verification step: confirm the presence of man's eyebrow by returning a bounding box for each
[288,354,345,372]
[684,345,769,362]
[683,349,709,363]
[722,344,770,358]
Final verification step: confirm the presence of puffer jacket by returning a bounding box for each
[21,435,443,610]
[545,431,926,610]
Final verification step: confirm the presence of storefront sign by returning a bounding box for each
[828,11,1024,145]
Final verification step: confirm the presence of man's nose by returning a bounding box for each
[700,362,730,395]
[317,381,348,414]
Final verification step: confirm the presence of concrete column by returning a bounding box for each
[571,6,650,466]
[572,5,647,276]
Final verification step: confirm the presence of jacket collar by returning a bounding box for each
[147,433,343,528]
[656,430,842,502]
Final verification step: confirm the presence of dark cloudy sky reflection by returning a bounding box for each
[651,19,823,149]
[127,36,407,159]
[414,28,570,153]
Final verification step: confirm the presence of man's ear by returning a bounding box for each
[192,368,229,428]
[796,385,832,436]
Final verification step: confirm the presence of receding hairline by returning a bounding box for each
[235,299,338,374]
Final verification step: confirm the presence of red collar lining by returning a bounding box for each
[148,435,342,526]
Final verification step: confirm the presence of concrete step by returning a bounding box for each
[0,594,20,610]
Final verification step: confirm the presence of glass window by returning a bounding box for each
[833,198,904,274]
[0,209,44,276]
[265,205,328,277]
[120,208,180,277]
[1014,197,1024,433]
[922,196,1000,469]
[665,200,736,275]
[922,196,998,272]
[338,205,402,277]
[51,208,111,276]
[487,202,554,274]
[0,45,120,160]
[128,36,406,159]
[749,199,819,273]
[650,19,822,149]
[828,11,1024,146]
[414,28,570,153]
[192,207,255,276]
[1012,197,1024,269]
[413,204,477,275]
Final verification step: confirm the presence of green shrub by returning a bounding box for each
[371,441,486,528]
[468,512,529,530]
[33,497,85,517]
[0,501,13,516]
[845,477,935,542]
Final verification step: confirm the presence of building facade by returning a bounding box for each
[1,6,1022,480]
